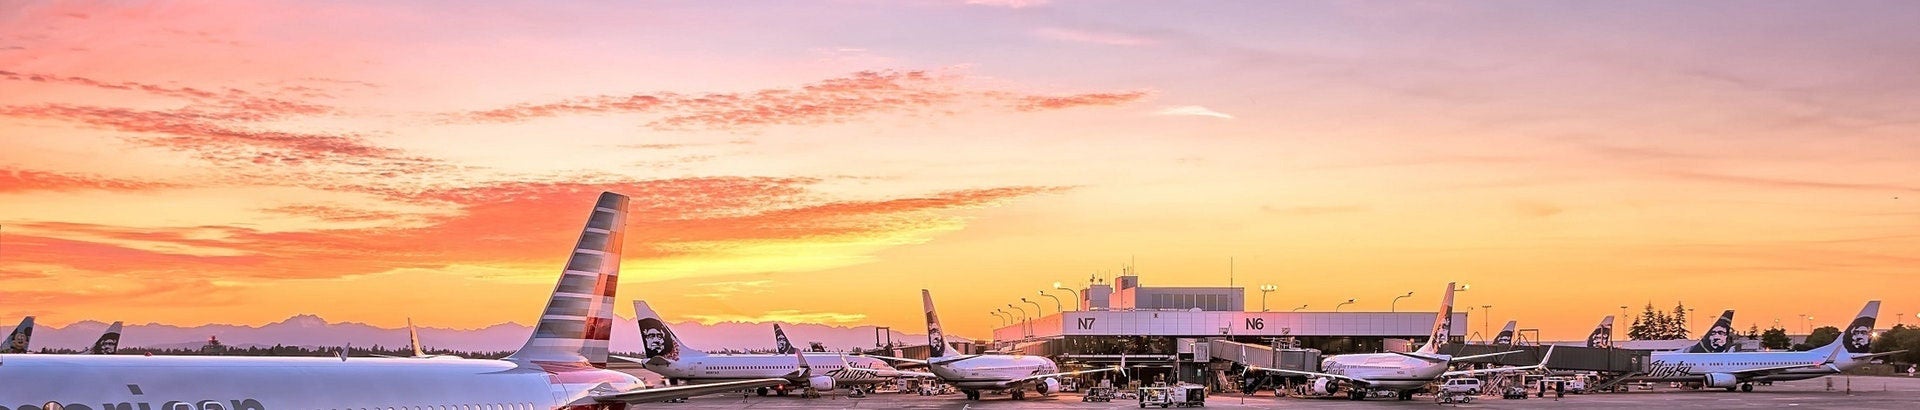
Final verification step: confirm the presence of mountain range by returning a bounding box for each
[4,315,952,353]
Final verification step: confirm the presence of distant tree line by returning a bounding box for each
[33,343,512,359]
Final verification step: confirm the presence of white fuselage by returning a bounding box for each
[1638,349,1859,382]
[0,354,641,408]
[1319,353,1449,391]
[927,355,1059,391]
[641,353,894,387]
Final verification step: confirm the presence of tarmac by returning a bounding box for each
[647,375,1920,409]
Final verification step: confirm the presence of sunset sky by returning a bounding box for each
[1,1,1915,341]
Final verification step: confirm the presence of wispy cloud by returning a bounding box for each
[461,70,1148,130]
[0,168,180,193]
[1033,27,1159,46]
[1153,105,1234,119]
[964,0,1048,9]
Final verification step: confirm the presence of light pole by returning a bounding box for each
[1291,304,1308,312]
[1482,305,1493,339]
[1619,305,1629,341]
[1391,291,1414,312]
[1054,282,1081,311]
[1335,298,1355,312]
[1804,316,1812,334]
[1259,284,1278,312]
[1008,304,1028,322]
[1036,289,1067,312]
[1021,298,1045,319]
[1687,307,1697,333]
[990,311,1008,327]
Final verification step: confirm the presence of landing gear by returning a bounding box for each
[1398,390,1414,401]
[963,390,980,400]
[1011,389,1027,400]
[756,387,769,396]
[1348,390,1366,401]
[775,389,789,397]
[1740,383,1754,392]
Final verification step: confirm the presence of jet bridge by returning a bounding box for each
[1207,339,1320,372]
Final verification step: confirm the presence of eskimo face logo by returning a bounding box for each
[1704,324,1732,352]
[637,318,678,360]
[926,311,946,357]
[774,327,794,355]
[1493,331,1513,346]
[94,333,121,355]
[4,327,27,352]
[1844,317,1873,354]
[1587,325,1611,348]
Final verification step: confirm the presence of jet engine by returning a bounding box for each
[1036,377,1062,395]
[807,375,836,391]
[1702,373,1738,388]
[1311,377,1339,395]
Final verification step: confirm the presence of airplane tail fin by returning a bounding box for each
[634,300,706,360]
[773,323,796,354]
[1416,282,1456,354]
[922,289,953,358]
[504,192,628,367]
[1493,320,1517,347]
[1826,301,1880,355]
[2,316,31,354]
[88,321,122,355]
[407,318,425,357]
[1587,316,1615,348]
[1683,310,1736,353]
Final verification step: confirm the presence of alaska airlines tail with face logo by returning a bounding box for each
[922,289,954,359]
[1681,310,1736,353]
[1414,282,1456,354]
[1492,320,1517,347]
[1586,316,1615,348]
[1835,301,1879,355]
[773,323,796,354]
[87,321,123,355]
[1,316,30,354]
[633,300,707,361]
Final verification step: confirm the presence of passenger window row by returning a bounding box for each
[323,403,537,410]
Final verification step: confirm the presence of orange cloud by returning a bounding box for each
[0,168,179,193]
[463,70,1147,130]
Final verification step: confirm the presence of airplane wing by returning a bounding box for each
[857,354,930,365]
[1848,350,1907,360]
[1442,346,1556,378]
[837,364,939,378]
[591,378,790,404]
[1449,349,1527,362]
[1725,362,1835,378]
[1246,365,1377,386]
[998,367,1123,388]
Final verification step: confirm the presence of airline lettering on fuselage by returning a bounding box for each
[3,399,264,410]
[1076,318,1096,330]
[1244,318,1264,330]
[1645,360,1696,379]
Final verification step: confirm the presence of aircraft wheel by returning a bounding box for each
[1741,383,1754,392]
[776,389,788,396]
[1012,390,1026,400]
[756,387,769,396]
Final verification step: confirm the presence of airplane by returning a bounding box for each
[0,191,788,406]
[850,289,1120,401]
[1248,282,1554,401]
[85,321,122,355]
[612,300,900,396]
[1631,301,1905,392]
[1491,320,1517,346]
[1,316,29,354]
[370,318,459,359]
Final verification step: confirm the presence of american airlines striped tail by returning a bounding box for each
[1415,282,1456,354]
[504,191,628,368]
[2,316,31,354]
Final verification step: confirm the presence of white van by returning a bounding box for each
[1440,378,1483,395]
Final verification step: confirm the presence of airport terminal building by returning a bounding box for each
[990,275,1467,385]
